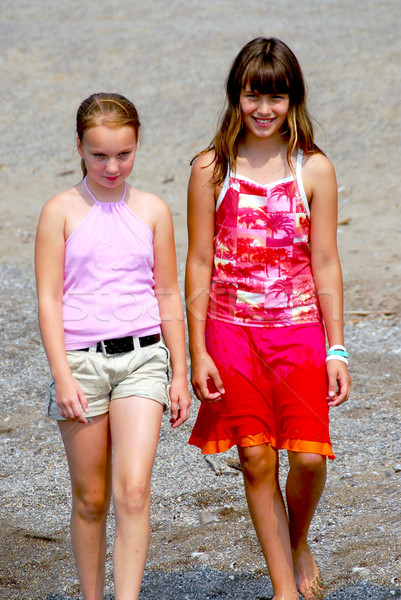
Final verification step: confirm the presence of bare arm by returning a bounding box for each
[35,195,89,423]
[306,154,351,406]
[185,153,225,402]
[153,199,191,427]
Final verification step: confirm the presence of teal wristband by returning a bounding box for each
[327,349,349,358]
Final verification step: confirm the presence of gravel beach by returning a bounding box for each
[1,1,400,598]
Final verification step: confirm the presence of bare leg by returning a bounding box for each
[286,452,327,600]
[109,396,163,600]
[59,415,112,600]
[238,444,299,600]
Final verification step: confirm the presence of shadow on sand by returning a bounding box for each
[45,568,401,600]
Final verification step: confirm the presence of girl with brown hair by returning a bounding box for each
[186,38,351,600]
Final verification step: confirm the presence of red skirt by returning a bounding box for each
[189,319,334,459]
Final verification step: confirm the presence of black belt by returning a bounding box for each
[79,334,160,355]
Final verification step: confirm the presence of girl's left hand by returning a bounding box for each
[326,360,351,407]
[169,376,191,428]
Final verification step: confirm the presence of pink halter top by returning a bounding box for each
[62,179,161,350]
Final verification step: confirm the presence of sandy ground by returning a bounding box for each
[0,1,400,598]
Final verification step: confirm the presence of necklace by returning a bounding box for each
[83,176,127,204]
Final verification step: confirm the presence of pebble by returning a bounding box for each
[199,511,217,526]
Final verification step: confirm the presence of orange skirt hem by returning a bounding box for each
[189,430,335,459]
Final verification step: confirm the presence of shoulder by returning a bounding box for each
[191,149,216,169]
[302,151,336,189]
[131,186,170,213]
[190,150,216,181]
[301,152,338,217]
[38,186,80,223]
[189,149,222,203]
[43,187,75,208]
[36,186,83,251]
[128,186,172,231]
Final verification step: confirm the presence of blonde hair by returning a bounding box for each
[196,37,322,185]
[76,93,141,177]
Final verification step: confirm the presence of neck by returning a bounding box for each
[241,130,287,153]
[84,176,127,203]
[238,136,288,167]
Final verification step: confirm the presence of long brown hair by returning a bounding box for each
[76,93,141,177]
[196,37,322,185]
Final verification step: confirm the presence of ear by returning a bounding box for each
[77,137,84,158]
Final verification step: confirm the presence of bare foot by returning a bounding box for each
[292,543,325,600]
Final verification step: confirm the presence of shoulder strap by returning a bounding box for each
[296,149,303,180]
[295,149,310,217]
[215,166,231,212]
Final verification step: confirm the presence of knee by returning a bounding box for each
[73,488,110,523]
[290,453,326,479]
[240,445,277,485]
[114,481,150,517]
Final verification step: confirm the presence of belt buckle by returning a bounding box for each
[100,336,135,356]
[100,339,122,356]
[99,340,110,357]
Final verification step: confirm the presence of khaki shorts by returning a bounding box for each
[46,341,170,420]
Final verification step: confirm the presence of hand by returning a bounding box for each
[191,351,225,403]
[169,376,191,428]
[54,374,90,423]
[326,360,351,407]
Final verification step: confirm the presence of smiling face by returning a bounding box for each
[77,124,137,192]
[239,87,290,141]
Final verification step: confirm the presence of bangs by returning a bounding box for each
[242,57,290,95]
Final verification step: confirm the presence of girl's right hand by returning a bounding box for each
[191,352,225,403]
[55,375,90,423]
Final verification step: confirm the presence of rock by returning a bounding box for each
[198,510,216,525]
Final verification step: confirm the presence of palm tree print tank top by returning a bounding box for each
[208,151,321,327]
